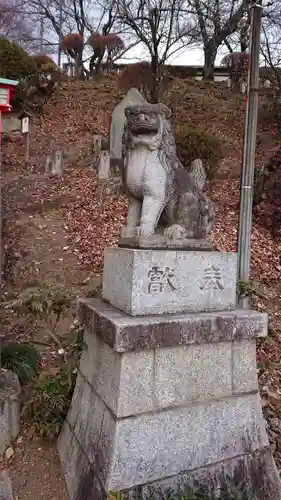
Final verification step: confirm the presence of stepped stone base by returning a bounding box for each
[57,299,281,500]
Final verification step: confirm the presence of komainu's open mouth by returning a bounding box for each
[129,114,158,135]
[130,123,158,135]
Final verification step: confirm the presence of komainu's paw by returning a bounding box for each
[164,224,187,240]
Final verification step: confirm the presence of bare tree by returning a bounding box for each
[115,0,195,102]
[187,0,250,79]
[0,0,40,49]
[25,0,119,51]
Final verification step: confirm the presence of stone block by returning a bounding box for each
[71,378,105,459]
[155,342,232,407]
[109,393,268,491]
[99,150,110,180]
[79,329,98,386]
[58,422,93,500]
[79,329,154,418]
[0,371,20,455]
[91,337,121,414]
[102,248,237,315]
[77,299,268,352]
[72,378,95,447]
[60,392,268,497]
[79,329,122,415]
[66,372,85,429]
[0,469,13,500]
[96,408,116,486]
[141,448,281,500]
[119,234,212,250]
[118,350,154,417]
[58,421,107,500]
[232,340,258,394]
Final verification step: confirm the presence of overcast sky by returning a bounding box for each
[59,42,228,68]
[117,45,228,67]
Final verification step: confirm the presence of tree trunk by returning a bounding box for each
[75,52,84,80]
[203,46,217,80]
[150,55,159,103]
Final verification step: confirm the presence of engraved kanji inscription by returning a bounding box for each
[199,265,224,291]
[148,265,177,294]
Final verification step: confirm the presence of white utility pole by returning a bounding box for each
[237,0,263,306]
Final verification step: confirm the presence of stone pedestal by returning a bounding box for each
[0,370,21,456]
[58,246,281,500]
[58,297,281,500]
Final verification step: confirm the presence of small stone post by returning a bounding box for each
[0,336,21,456]
[51,150,63,177]
[45,150,63,177]
[98,150,110,181]
[0,334,4,370]
[93,135,101,160]
[21,115,31,163]
[45,154,52,174]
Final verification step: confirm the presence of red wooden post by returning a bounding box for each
[0,109,2,169]
[0,78,19,168]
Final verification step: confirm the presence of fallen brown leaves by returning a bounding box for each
[213,179,281,285]
[60,171,127,272]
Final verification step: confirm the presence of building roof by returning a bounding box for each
[0,77,19,86]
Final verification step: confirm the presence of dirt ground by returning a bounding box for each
[8,437,68,500]
[1,164,102,499]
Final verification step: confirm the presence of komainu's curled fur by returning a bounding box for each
[121,102,214,239]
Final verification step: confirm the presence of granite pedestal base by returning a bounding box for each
[57,299,280,500]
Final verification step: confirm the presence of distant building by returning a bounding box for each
[113,63,277,89]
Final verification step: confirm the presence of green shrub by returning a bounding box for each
[175,124,223,181]
[1,343,40,384]
[11,283,83,390]
[23,369,75,439]
[0,37,36,80]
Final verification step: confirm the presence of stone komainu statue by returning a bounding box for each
[121,102,214,240]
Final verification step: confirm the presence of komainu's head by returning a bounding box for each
[123,103,172,150]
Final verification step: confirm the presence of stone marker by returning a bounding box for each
[51,150,63,177]
[99,150,110,180]
[0,370,20,456]
[110,88,147,160]
[44,154,52,174]
[93,134,101,160]
[45,150,63,177]
[58,101,281,500]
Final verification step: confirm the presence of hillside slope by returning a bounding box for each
[5,76,248,172]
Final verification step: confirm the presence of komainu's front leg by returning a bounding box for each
[127,198,141,228]
[121,198,141,238]
[139,195,166,237]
